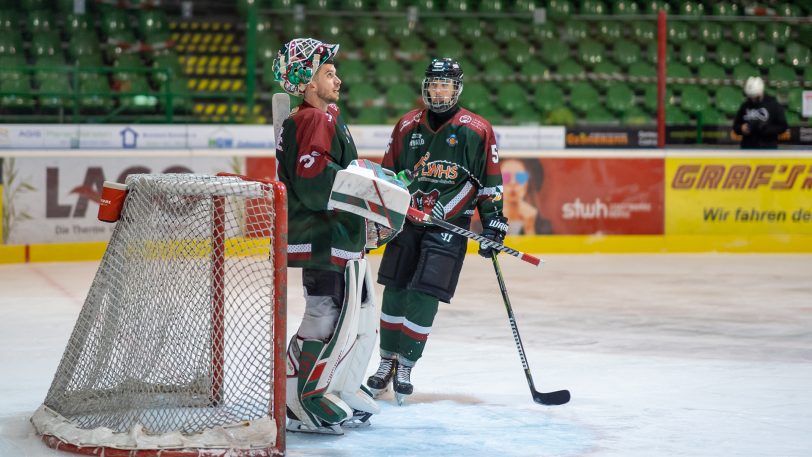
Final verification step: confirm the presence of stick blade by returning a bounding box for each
[533,389,570,406]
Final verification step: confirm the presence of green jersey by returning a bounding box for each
[277,101,366,272]
[382,108,506,230]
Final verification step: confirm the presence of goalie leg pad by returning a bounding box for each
[331,260,380,415]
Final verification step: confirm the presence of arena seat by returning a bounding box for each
[714,86,742,115]
[580,0,606,15]
[606,83,635,114]
[533,83,565,113]
[750,43,777,68]
[784,42,810,67]
[696,21,722,45]
[711,2,739,16]
[716,42,743,68]
[679,42,707,68]
[697,62,726,80]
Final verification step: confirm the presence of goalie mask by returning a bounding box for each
[421,58,463,113]
[273,38,340,97]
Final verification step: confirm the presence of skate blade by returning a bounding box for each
[287,420,344,435]
[395,392,409,406]
[342,411,373,429]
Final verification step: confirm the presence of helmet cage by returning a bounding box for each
[421,77,463,113]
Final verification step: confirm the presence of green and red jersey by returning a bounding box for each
[276,101,366,272]
[382,108,505,229]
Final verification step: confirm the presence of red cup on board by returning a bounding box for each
[98,181,128,223]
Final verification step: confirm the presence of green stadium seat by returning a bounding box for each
[597,21,622,43]
[408,59,427,81]
[482,58,512,84]
[612,0,639,15]
[697,21,722,45]
[21,0,45,10]
[461,82,490,112]
[583,106,616,125]
[159,77,191,113]
[628,62,656,80]
[643,0,669,14]
[731,23,757,45]
[534,83,564,113]
[776,3,801,16]
[804,66,812,84]
[457,18,484,44]
[268,0,295,9]
[338,0,366,12]
[547,0,573,22]
[505,38,535,66]
[0,31,23,55]
[375,60,404,86]
[31,31,60,57]
[365,36,390,62]
[511,103,541,125]
[679,1,704,16]
[493,19,521,43]
[715,86,742,115]
[622,106,651,125]
[446,0,472,13]
[78,74,113,111]
[0,10,19,30]
[750,43,777,68]
[697,108,725,125]
[577,39,604,67]
[556,59,585,85]
[544,106,575,125]
[631,21,656,43]
[469,39,498,68]
[306,0,330,10]
[496,83,528,113]
[785,110,800,126]
[643,84,674,112]
[69,33,100,61]
[667,22,689,43]
[353,106,387,124]
[151,52,183,84]
[786,88,803,113]
[613,40,640,66]
[39,77,71,111]
[667,62,692,79]
[512,0,536,13]
[606,83,635,114]
[478,104,504,125]
[564,21,588,42]
[0,54,25,74]
[347,82,381,111]
[434,37,464,60]
[768,64,797,84]
[731,62,759,81]
[580,0,606,15]
[645,42,673,64]
[479,0,505,13]
[712,2,739,16]
[592,61,620,89]
[139,10,168,41]
[697,62,726,80]
[101,10,130,39]
[665,105,689,125]
[65,13,90,36]
[386,82,418,112]
[679,42,707,67]
[26,10,53,32]
[716,42,743,69]
[256,34,279,60]
[413,0,438,12]
[377,0,405,12]
[540,40,569,66]
[568,82,599,114]
[385,17,416,41]
[396,35,427,61]
[353,17,378,41]
[0,78,35,111]
[530,22,556,43]
[33,54,65,82]
[764,23,792,46]
[785,42,810,67]
[523,60,549,83]
[421,18,450,39]
[680,86,709,113]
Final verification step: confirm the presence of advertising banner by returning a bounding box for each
[666,157,812,235]
[482,157,664,235]
[665,126,812,146]
[566,127,659,148]
[2,156,241,244]
[0,125,274,149]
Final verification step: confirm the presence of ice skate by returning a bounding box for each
[392,364,413,406]
[366,358,397,398]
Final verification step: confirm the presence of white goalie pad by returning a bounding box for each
[328,159,410,230]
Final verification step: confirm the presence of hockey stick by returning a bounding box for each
[491,252,570,406]
[272,93,290,151]
[406,207,543,267]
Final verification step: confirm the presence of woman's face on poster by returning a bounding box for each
[502,160,530,201]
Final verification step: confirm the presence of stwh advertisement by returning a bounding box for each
[666,157,812,235]
[2,156,240,244]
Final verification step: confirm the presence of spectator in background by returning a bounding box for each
[732,76,788,149]
[501,158,553,235]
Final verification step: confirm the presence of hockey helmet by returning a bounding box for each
[421,58,464,113]
[273,38,340,97]
[744,76,764,99]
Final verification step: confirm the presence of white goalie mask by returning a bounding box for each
[421,58,464,113]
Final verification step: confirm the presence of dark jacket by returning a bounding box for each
[732,94,788,149]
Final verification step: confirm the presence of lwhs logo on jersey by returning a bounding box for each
[446,134,458,147]
[459,115,472,124]
[409,133,425,148]
[412,189,441,216]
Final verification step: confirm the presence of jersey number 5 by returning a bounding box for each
[491,144,499,164]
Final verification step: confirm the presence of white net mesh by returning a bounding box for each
[32,174,286,455]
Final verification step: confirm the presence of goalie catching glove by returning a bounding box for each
[478,217,508,258]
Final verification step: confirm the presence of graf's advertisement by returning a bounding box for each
[1,156,240,244]
[666,157,812,234]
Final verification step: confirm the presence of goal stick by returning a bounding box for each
[272,93,290,151]
[406,207,543,267]
[491,252,570,406]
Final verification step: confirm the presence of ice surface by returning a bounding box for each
[1,255,810,457]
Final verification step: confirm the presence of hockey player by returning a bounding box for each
[272,38,381,434]
[367,58,508,404]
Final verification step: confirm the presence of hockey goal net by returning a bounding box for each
[31,173,288,457]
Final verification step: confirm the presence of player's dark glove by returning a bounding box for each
[478,217,508,258]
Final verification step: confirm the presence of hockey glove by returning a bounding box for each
[366,221,399,250]
[478,217,508,258]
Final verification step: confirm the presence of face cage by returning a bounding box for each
[421,77,463,113]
